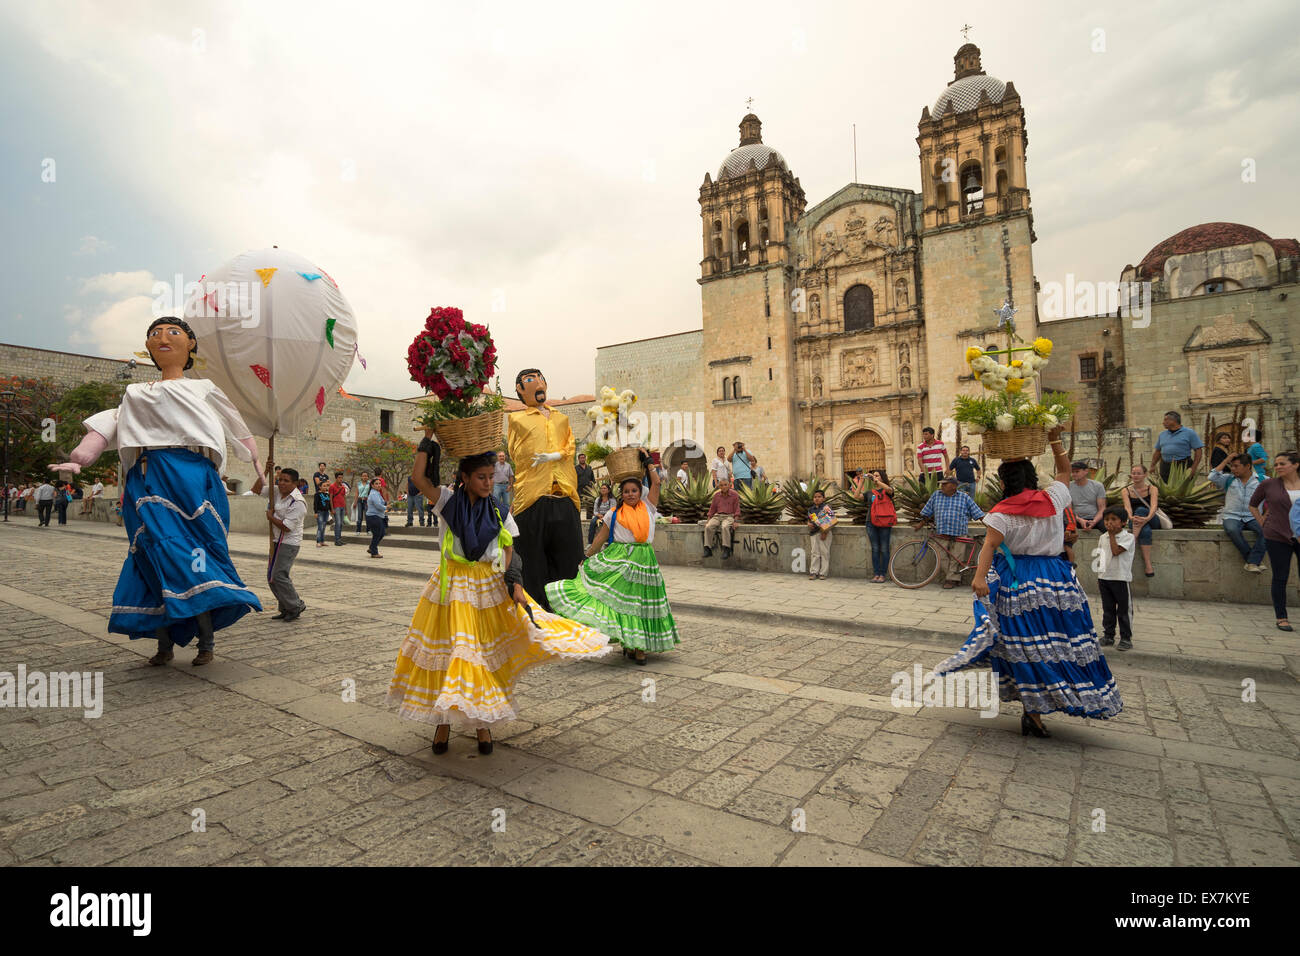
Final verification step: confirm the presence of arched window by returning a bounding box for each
[894,279,908,309]
[759,225,769,245]
[759,203,768,221]
[736,221,750,266]
[732,375,741,399]
[722,377,731,400]
[996,170,1008,201]
[959,161,983,216]
[933,160,949,207]
[994,145,1007,164]
[844,284,874,332]
[712,219,724,259]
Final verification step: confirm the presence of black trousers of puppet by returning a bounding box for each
[514,496,584,612]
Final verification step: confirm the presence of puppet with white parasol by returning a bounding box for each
[52,248,358,665]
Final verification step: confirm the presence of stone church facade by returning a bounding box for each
[598,43,1040,481]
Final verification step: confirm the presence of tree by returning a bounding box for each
[1,375,63,486]
[340,433,417,487]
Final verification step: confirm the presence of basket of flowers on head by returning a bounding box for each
[953,336,1076,460]
[407,307,505,459]
[584,385,643,483]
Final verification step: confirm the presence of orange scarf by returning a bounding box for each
[616,501,650,543]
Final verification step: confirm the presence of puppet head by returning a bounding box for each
[515,368,547,408]
[145,316,198,373]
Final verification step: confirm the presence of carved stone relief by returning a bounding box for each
[815,428,824,450]
[899,342,910,366]
[841,348,878,388]
[899,365,912,389]
[873,216,896,246]
[1208,357,1249,392]
[902,421,913,445]
[812,376,823,399]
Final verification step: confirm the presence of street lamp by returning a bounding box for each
[1,390,15,523]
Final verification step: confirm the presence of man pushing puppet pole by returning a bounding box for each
[507,368,585,612]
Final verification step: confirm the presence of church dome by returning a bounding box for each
[717,143,788,180]
[1135,222,1297,278]
[932,73,1007,116]
[930,43,1007,117]
[715,112,789,180]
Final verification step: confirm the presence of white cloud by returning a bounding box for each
[75,235,113,256]
[78,270,155,299]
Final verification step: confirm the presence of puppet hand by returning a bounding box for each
[252,475,265,496]
[531,452,562,467]
[511,583,527,606]
[48,462,81,474]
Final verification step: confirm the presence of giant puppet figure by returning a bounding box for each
[51,316,265,666]
[507,368,584,611]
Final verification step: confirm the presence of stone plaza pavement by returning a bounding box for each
[1,516,1298,867]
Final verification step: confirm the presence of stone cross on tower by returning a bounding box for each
[745,97,754,112]
[960,23,973,41]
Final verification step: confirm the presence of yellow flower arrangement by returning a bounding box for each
[1005,377,1024,394]
[1032,337,1053,357]
[965,346,984,363]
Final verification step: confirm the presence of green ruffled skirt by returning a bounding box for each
[545,542,680,653]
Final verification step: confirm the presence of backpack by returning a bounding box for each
[869,490,897,528]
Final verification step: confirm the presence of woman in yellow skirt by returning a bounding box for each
[389,448,613,755]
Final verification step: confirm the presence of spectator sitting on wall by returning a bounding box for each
[1068,462,1108,532]
[1211,453,1266,572]
[703,476,740,560]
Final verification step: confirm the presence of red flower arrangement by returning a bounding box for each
[406,306,497,402]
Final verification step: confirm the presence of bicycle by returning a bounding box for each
[888,521,984,589]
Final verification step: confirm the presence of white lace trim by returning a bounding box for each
[128,494,228,552]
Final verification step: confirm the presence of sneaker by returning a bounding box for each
[1245,564,1263,573]
[1117,638,1132,651]
[1099,634,1114,646]
[702,546,712,558]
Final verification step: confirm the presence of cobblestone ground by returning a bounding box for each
[1,526,1298,866]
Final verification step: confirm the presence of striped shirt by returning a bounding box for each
[917,440,947,472]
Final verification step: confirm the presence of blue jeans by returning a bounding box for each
[1223,517,1267,565]
[734,477,752,489]
[333,507,347,544]
[315,510,328,544]
[1130,505,1153,545]
[406,493,424,525]
[866,523,892,576]
[957,482,976,498]
[494,483,512,513]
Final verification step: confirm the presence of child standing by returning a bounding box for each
[1096,506,1136,650]
[263,465,308,622]
[806,489,838,580]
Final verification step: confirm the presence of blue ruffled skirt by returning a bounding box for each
[110,448,261,645]
[934,552,1122,718]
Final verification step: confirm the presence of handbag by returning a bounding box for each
[1154,508,1174,530]
[869,490,897,528]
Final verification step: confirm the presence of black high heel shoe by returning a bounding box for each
[432,724,450,755]
[1020,714,1051,738]
[476,730,493,755]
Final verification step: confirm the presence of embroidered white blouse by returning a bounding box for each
[83,379,255,476]
[981,481,1072,556]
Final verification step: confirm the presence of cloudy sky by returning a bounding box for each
[2,0,1296,401]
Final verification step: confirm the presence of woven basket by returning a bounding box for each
[604,447,645,484]
[981,425,1047,460]
[432,410,506,460]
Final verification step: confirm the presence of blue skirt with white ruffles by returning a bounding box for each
[111,448,261,645]
[934,551,1122,718]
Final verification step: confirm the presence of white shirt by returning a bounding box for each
[982,481,1072,556]
[676,468,689,483]
[710,456,731,482]
[83,378,254,476]
[431,485,520,563]
[90,481,104,498]
[1095,529,1136,582]
[35,483,55,501]
[261,486,307,547]
[600,500,659,544]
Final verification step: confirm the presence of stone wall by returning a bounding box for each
[652,521,1274,605]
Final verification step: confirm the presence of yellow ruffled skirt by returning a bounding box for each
[388,559,613,727]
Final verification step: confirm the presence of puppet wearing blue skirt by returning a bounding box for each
[933,438,1122,737]
[53,317,265,666]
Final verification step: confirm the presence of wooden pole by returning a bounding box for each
[266,432,276,558]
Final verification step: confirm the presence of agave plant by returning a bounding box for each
[737,479,784,524]
[1149,463,1224,528]
[839,484,873,524]
[974,473,1003,513]
[660,473,714,522]
[779,476,844,523]
[889,472,941,525]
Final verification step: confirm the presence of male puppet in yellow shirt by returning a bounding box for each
[507,368,584,611]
